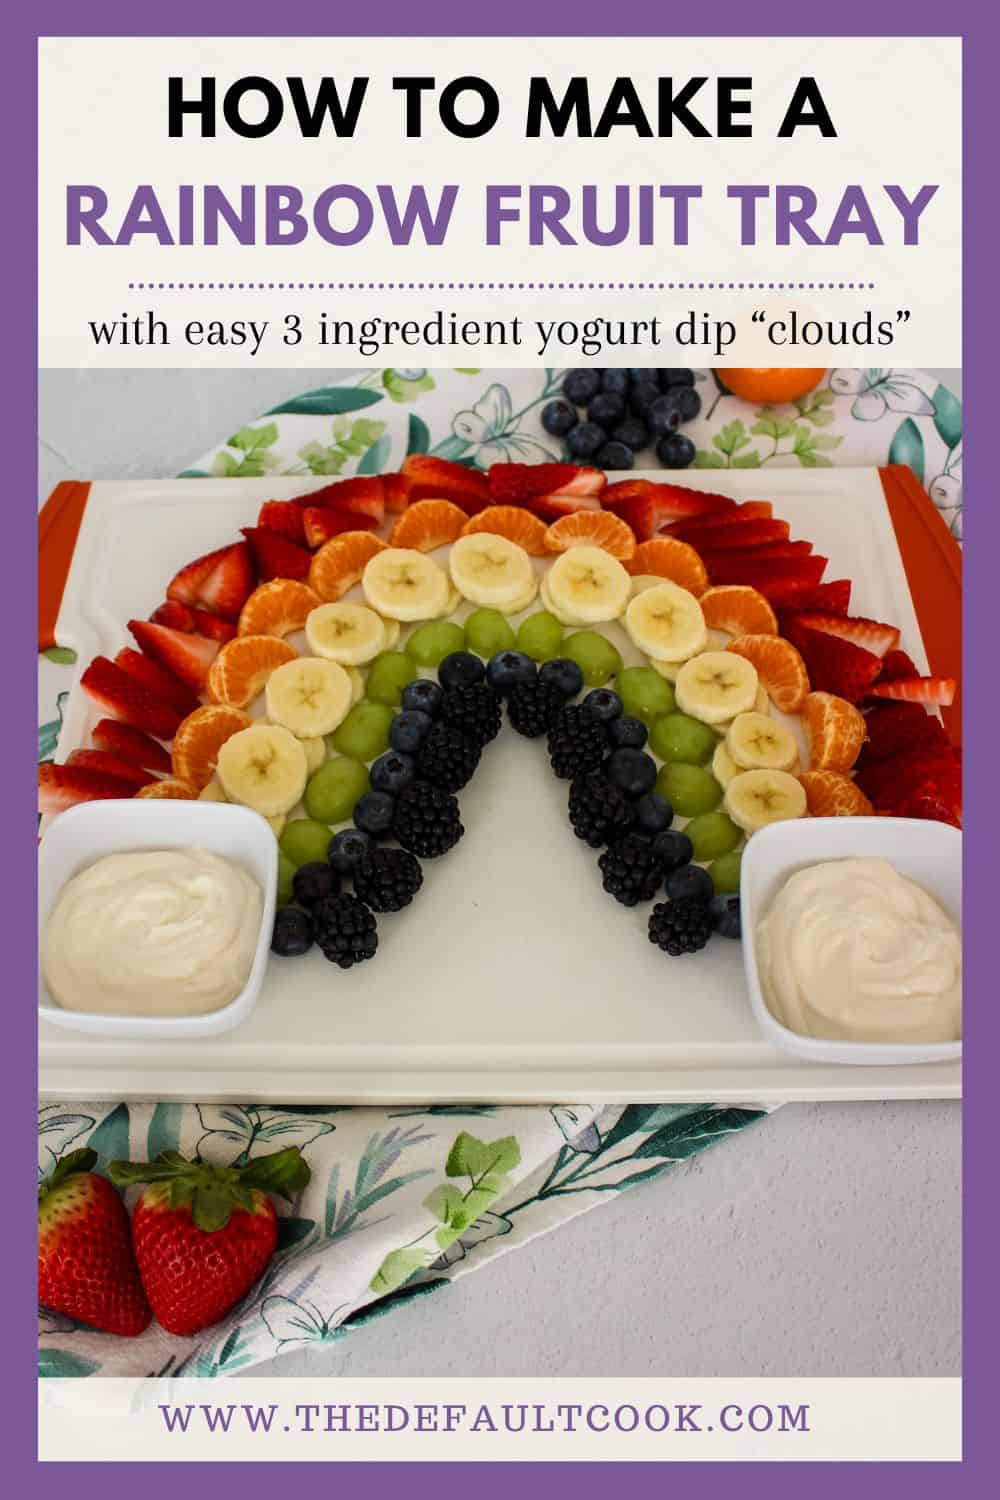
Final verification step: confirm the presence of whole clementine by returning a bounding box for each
[718,368,826,404]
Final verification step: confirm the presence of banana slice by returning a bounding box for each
[649,657,681,683]
[265,657,353,737]
[261,811,286,837]
[217,724,308,817]
[380,617,402,650]
[724,768,807,833]
[306,602,386,665]
[503,573,540,615]
[435,581,464,618]
[712,739,741,788]
[629,574,665,597]
[347,666,365,704]
[626,582,707,661]
[297,736,327,774]
[547,546,631,624]
[754,683,769,714]
[363,548,450,621]
[705,628,732,651]
[727,711,798,771]
[540,570,589,627]
[675,651,758,726]
[198,777,228,803]
[449,533,534,609]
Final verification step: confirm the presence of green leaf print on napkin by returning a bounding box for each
[381,369,435,404]
[38,1349,99,1378]
[888,417,926,484]
[932,384,962,450]
[42,646,77,665]
[267,386,384,416]
[299,418,387,476]
[213,423,281,477]
[370,1247,432,1295]
[406,413,431,455]
[357,433,392,474]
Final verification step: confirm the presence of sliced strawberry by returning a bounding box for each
[524,491,603,524]
[301,476,386,524]
[886,786,962,828]
[81,658,183,739]
[300,506,378,549]
[667,518,790,551]
[150,601,235,642]
[788,613,900,659]
[489,463,604,503]
[705,552,827,588]
[67,749,157,790]
[150,599,196,631]
[858,702,946,767]
[858,746,961,807]
[701,542,813,573]
[91,719,172,773]
[39,762,136,814]
[257,500,307,544]
[876,649,918,682]
[195,541,255,620]
[603,479,733,524]
[400,456,492,515]
[867,675,957,708]
[784,622,881,704]
[594,491,659,541]
[774,579,852,616]
[128,620,218,694]
[241,526,312,583]
[383,473,411,514]
[666,500,773,536]
[187,609,237,643]
[114,648,199,716]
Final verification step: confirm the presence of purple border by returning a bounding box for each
[17,0,990,1491]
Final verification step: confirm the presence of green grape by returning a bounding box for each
[563,631,624,688]
[277,852,296,907]
[517,611,564,662]
[332,701,394,761]
[709,850,743,893]
[656,763,723,817]
[280,818,335,868]
[304,757,370,823]
[465,607,516,658]
[405,621,466,669]
[615,666,675,726]
[367,651,417,706]
[649,712,717,766]
[685,811,742,862]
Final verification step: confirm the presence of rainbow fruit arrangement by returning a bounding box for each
[39,457,960,963]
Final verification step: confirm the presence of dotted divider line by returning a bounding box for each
[126,280,877,292]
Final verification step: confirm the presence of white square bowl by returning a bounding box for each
[38,800,278,1040]
[740,817,962,1066]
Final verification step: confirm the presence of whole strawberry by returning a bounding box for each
[38,1148,151,1336]
[109,1147,310,1336]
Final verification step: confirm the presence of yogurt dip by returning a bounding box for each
[756,857,961,1044]
[42,848,263,1017]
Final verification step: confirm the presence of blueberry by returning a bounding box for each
[606,748,658,799]
[607,715,648,750]
[566,422,607,459]
[658,368,695,389]
[389,709,433,754]
[401,678,444,717]
[652,829,694,873]
[601,369,631,396]
[563,369,602,405]
[635,792,674,835]
[710,893,742,939]
[538,657,584,698]
[611,418,649,453]
[486,649,537,695]
[587,392,627,428]
[438,651,485,690]
[353,790,396,837]
[271,905,314,957]
[630,382,662,418]
[595,441,634,471]
[370,750,415,795]
[666,863,714,903]
[674,386,702,422]
[541,399,579,438]
[657,432,697,469]
[627,368,655,383]
[291,862,339,909]
[582,688,623,723]
[647,392,685,438]
[327,827,373,876]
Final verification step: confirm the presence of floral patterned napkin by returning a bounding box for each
[37,367,959,1376]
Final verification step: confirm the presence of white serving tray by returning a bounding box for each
[39,471,961,1104]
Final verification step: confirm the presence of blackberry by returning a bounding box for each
[353,846,424,912]
[648,898,714,955]
[415,722,480,792]
[313,893,378,969]
[547,704,607,779]
[291,862,339,909]
[568,772,635,848]
[598,833,665,907]
[439,683,502,748]
[391,780,464,858]
[506,679,565,739]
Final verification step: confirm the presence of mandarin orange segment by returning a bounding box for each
[309,532,388,601]
[700,584,777,637]
[801,692,866,773]
[543,510,637,562]
[171,704,253,790]
[460,505,548,556]
[390,498,468,551]
[727,634,810,713]
[799,770,874,817]
[207,635,298,708]
[238,579,321,639]
[135,777,198,800]
[623,537,707,595]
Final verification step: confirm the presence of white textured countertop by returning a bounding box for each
[38,367,961,1377]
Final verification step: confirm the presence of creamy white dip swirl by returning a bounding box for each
[757,857,961,1044]
[43,848,263,1017]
